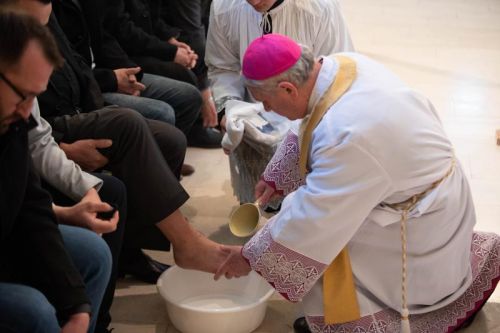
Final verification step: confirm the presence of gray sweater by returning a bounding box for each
[28,100,102,201]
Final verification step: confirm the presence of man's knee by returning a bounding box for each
[164,127,187,156]
[80,229,112,280]
[149,120,187,157]
[22,289,58,331]
[180,82,203,109]
[93,174,127,214]
[171,127,188,155]
[139,99,176,125]
[102,107,152,140]
[0,285,59,333]
[146,73,202,110]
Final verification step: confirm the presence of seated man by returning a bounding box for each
[206,0,354,204]
[5,0,227,285]
[102,0,221,148]
[0,10,111,333]
[51,0,202,142]
[216,34,500,333]
[29,99,127,333]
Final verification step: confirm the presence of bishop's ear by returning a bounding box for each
[278,81,298,97]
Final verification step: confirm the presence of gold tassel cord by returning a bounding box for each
[386,158,456,333]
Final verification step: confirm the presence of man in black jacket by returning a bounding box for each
[51,0,203,141]
[103,0,222,147]
[0,9,110,333]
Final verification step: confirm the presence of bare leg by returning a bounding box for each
[156,210,227,273]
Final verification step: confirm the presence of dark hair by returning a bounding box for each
[0,9,62,71]
[0,0,51,7]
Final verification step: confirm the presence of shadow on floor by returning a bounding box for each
[461,302,500,332]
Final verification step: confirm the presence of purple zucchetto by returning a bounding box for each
[242,33,301,80]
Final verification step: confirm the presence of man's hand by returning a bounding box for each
[79,188,119,233]
[60,139,112,172]
[214,245,251,280]
[173,47,198,69]
[219,115,227,133]
[169,37,198,69]
[168,37,192,52]
[114,67,145,96]
[200,89,218,127]
[255,180,278,206]
[54,189,119,234]
[61,312,90,333]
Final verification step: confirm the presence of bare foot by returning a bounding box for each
[173,231,228,274]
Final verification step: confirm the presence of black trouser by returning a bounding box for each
[52,106,190,250]
[44,173,127,333]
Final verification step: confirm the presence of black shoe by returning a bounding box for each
[95,328,114,333]
[187,125,223,148]
[293,317,311,333]
[119,249,170,284]
[181,163,195,176]
[264,203,281,213]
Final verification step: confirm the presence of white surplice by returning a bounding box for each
[242,54,476,321]
[205,0,354,112]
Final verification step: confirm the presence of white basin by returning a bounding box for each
[157,266,274,333]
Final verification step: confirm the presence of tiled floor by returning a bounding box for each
[110,0,500,331]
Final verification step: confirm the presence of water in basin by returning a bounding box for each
[180,293,254,310]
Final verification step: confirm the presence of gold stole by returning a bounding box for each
[298,55,360,324]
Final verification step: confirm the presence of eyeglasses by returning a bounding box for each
[0,72,36,107]
[0,72,26,100]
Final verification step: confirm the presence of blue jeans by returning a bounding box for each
[102,73,202,136]
[0,283,59,333]
[0,225,111,333]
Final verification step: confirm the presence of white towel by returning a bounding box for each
[221,100,292,153]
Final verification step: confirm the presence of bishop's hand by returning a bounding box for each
[254,180,278,207]
[214,245,251,280]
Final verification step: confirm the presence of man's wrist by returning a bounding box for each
[59,142,72,158]
[53,205,70,224]
[82,187,101,208]
[84,187,99,199]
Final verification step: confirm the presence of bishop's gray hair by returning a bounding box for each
[243,44,315,90]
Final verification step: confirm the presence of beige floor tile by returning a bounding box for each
[475,204,500,233]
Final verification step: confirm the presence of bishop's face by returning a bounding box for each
[246,0,278,13]
[248,84,306,121]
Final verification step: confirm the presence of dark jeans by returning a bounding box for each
[45,173,127,333]
[132,56,200,88]
[51,106,190,251]
[102,73,201,136]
